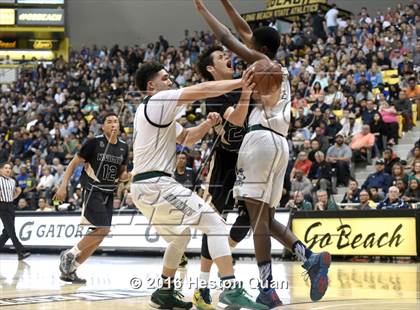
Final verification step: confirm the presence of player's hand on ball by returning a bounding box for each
[241,67,256,95]
[207,112,221,127]
[54,185,67,202]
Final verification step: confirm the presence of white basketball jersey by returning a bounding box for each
[132,89,184,176]
[248,67,291,136]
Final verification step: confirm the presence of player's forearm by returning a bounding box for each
[180,79,241,104]
[220,0,253,46]
[226,93,251,126]
[181,120,213,147]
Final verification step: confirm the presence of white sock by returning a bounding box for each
[67,246,81,257]
[199,272,210,288]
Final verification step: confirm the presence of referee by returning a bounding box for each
[0,162,30,260]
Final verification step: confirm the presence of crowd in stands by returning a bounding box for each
[0,2,419,213]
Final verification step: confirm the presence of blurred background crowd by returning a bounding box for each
[0,2,419,213]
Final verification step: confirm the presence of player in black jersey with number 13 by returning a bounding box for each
[54,112,129,283]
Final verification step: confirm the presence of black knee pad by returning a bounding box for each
[201,234,212,260]
[230,204,251,243]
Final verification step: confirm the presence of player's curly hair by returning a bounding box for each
[135,62,165,91]
[252,26,280,60]
[197,45,224,81]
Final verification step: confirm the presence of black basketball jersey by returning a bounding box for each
[78,135,129,192]
[206,91,250,153]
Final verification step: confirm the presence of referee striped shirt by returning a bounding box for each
[0,175,17,203]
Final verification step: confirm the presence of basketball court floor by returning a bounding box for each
[0,253,418,309]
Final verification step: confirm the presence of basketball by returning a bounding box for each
[250,58,283,95]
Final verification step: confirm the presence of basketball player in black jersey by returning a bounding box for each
[192,46,255,309]
[54,112,129,283]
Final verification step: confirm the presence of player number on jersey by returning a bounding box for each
[102,164,118,182]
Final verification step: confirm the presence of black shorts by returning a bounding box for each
[81,189,114,227]
[208,148,238,215]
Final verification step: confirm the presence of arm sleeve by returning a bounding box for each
[78,138,96,161]
[146,89,184,126]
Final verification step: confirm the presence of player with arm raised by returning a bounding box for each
[194,0,331,306]
[130,62,267,310]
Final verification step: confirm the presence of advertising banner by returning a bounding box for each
[292,216,417,256]
[16,8,64,25]
[0,211,290,254]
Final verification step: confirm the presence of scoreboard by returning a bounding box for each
[0,0,68,61]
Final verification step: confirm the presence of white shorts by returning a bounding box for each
[130,176,228,243]
[233,130,289,208]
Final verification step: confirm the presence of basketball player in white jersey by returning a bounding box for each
[130,62,267,310]
[194,0,331,307]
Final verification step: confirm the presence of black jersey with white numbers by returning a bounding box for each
[78,135,129,192]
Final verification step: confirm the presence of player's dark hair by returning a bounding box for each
[197,45,224,81]
[102,112,119,124]
[252,26,280,60]
[135,62,165,91]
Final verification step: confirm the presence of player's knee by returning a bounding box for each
[230,225,250,243]
[163,228,191,269]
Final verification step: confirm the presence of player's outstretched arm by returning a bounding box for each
[54,155,85,201]
[193,0,267,64]
[177,113,221,147]
[177,68,253,105]
[220,0,253,47]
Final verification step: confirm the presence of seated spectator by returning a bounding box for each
[350,124,375,163]
[326,134,352,186]
[16,198,31,211]
[68,184,83,210]
[403,76,420,101]
[370,112,385,154]
[391,162,408,185]
[368,63,383,89]
[361,159,393,193]
[308,151,332,192]
[357,189,376,210]
[338,113,362,142]
[36,198,54,212]
[394,91,413,131]
[361,100,377,124]
[379,101,399,145]
[394,177,407,198]
[308,139,321,162]
[341,179,361,204]
[383,148,400,174]
[36,166,55,202]
[312,127,330,154]
[314,190,339,210]
[377,186,409,210]
[286,191,313,211]
[406,146,420,171]
[309,81,325,102]
[292,120,311,143]
[402,179,420,206]
[291,152,312,178]
[290,169,313,199]
[408,160,420,183]
[174,151,196,191]
[369,186,385,203]
[325,115,343,142]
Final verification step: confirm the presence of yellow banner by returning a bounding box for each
[0,40,16,48]
[0,9,15,26]
[292,217,417,256]
[266,0,325,10]
[33,40,53,49]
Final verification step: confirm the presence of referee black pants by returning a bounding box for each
[0,202,24,253]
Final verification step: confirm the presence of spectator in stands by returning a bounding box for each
[394,177,407,198]
[290,169,312,200]
[391,162,409,185]
[408,160,420,183]
[36,167,54,202]
[361,100,377,124]
[370,113,385,154]
[291,152,312,178]
[377,186,409,210]
[369,186,385,203]
[383,148,400,174]
[404,76,420,100]
[338,113,362,142]
[286,191,312,211]
[325,115,343,142]
[312,127,330,153]
[35,198,54,212]
[402,179,420,205]
[326,134,352,186]
[16,198,31,211]
[325,4,339,37]
[351,124,375,163]
[341,179,361,204]
[315,190,339,211]
[362,159,393,193]
[379,101,399,144]
[69,184,82,210]
[308,151,332,192]
[395,91,413,131]
[357,189,375,210]
[308,139,321,162]
[309,81,325,102]
[121,193,136,210]
[174,151,196,191]
[356,83,374,103]
[368,63,383,89]
[407,146,420,171]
